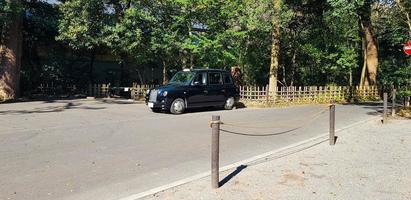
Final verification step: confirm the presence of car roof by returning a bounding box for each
[186,68,228,73]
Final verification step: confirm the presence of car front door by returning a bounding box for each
[206,72,226,105]
[186,72,208,107]
[223,72,236,97]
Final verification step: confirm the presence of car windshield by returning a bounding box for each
[169,71,195,85]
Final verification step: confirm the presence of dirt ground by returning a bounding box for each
[143,119,411,200]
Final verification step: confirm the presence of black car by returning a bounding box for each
[145,69,240,114]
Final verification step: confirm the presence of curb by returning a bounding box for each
[118,115,381,200]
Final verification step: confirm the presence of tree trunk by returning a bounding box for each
[268,0,282,92]
[120,61,125,85]
[363,23,378,85]
[0,3,23,101]
[89,51,95,84]
[181,50,187,69]
[281,65,286,86]
[396,0,411,37]
[290,49,296,86]
[359,0,378,86]
[405,11,411,37]
[360,38,367,86]
[162,59,168,84]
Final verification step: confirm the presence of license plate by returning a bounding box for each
[148,102,154,108]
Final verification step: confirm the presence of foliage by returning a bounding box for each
[57,0,107,51]
[0,0,23,44]
[398,107,411,118]
[373,0,411,88]
[20,1,66,93]
[102,0,153,61]
[398,89,411,97]
[4,0,411,96]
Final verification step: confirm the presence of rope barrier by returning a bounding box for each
[217,106,329,137]
[222,105,331,129]
[219,106,329,130]
[209,120,222,128]
[208,103,337,188]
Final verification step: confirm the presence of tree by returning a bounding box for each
[269,0,282,91]
[0,0,23,100]
[373,0,411,88]
[324,0,361,86]
[4,0,409,97]
[149,0,183,84]
[358,0,379,86]
[21,0,62,92]
[57,0,106,84]
[396,0,411,36]
[102,0,153,85]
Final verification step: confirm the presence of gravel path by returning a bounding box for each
[143,119,411,200]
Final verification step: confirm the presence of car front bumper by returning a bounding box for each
[146,97,173,110]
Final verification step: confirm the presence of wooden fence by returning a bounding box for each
[88,83,156,99]
[239,85,380,104]
[88,84,381,103]
[33,84,80,96]
[130,83,157,100]
[88,84,110,98]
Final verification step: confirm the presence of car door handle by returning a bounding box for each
[203,90,208,94]
[221,89,225,92]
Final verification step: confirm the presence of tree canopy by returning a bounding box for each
[0,0,410,100]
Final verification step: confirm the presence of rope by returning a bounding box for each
[218,107,329,137]
[209,120,222,128]
[220,106,330,129]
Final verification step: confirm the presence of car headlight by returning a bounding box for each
[162,91,168,97]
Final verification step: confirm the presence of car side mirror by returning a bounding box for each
[193,81,202,86]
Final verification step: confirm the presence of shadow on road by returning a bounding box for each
[149,102,247,115]
[183,102,247,114]
[0,96,87,104]
[219,165,247,187]
[0,102,105,115]
[95,98,143,105]
[342,102,384,117]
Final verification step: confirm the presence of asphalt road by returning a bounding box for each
[0,99,381,200]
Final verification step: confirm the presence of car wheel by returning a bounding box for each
[170,98,185,114]
[224,97,235,110]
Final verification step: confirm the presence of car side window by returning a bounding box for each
[223,73,233,84]
[193,72,207,85]
[208,72,223,85]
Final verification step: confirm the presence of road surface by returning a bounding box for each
[0,99,380,200]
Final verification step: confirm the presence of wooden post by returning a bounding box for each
[383,92,388,123]
[102,84,107,98]
[88,84,92,97]
[392,88,396,117]
[329,100,336,145]
[211,115,220,189]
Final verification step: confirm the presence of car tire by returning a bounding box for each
[170,98,185,114]
[224,97,235,110]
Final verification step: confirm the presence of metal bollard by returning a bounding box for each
[383,92,388,123]
[392,89,396,117]
[329,101,336,146]
[211,115,220,189]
